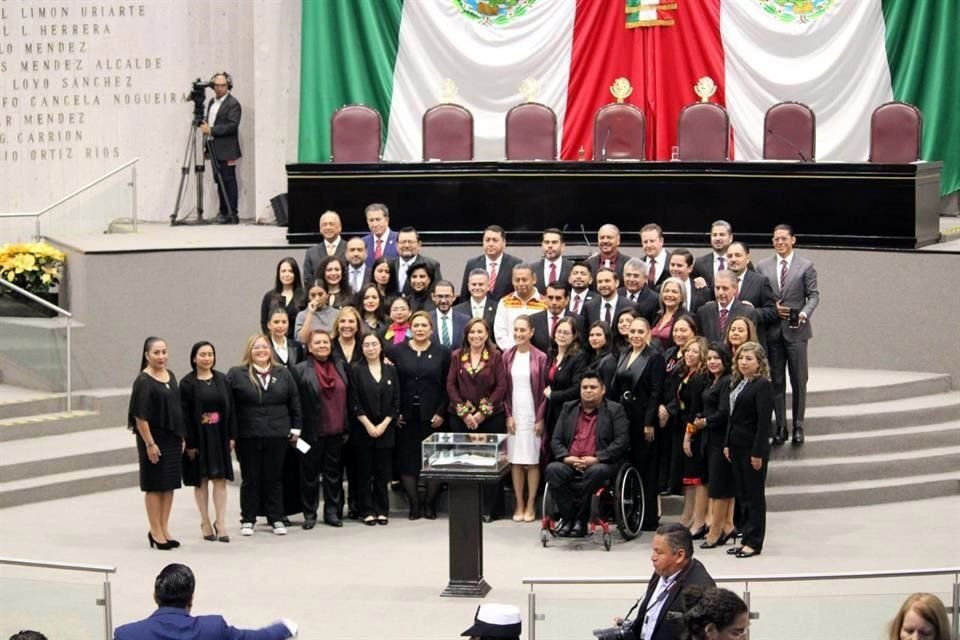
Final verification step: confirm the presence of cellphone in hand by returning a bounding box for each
[788,308,801,329]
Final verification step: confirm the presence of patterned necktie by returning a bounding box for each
[572,294,582,314]
[551,314,561,337]
[719,307,729,333]
[718,256,725,272]
[647,258,656,287]
[604,302,612,325]
[374,237,383,259]
[488,262,498,293]
[441,315,450,347]
[780,259,788,291]
[549,262,557,284]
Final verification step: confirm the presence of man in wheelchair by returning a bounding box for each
[545,373,629,537]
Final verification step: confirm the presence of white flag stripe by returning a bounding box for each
[721,0,893,161]
[385,0,576,162]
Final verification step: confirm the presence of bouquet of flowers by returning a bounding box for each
[0,242,66,294]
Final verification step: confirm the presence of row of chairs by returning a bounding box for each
[329,100,921,164]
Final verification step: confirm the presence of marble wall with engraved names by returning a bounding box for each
[0,0,300,223]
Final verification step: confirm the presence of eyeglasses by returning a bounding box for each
[213,83,228,87]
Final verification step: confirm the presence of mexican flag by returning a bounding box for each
[299,0,958,196]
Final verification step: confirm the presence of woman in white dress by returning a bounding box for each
[503,315,548,522]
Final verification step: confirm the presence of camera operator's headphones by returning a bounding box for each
[211,71,233,91]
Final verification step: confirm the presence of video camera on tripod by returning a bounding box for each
[190,78,213,126]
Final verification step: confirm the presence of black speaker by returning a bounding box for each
[270,193,289,227]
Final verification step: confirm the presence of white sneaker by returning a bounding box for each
[272,521,287,535]
[240,522,254,536]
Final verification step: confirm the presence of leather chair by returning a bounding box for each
[422,104,474,161]
[505,103,557,161]
[869,101,922,163]
[593,103,646,160]
[763,101,815,162]
[330,104,382,163]
[677,103,729,161]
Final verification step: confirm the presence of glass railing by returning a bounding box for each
[0,557,115,639]
[523,568,960,640]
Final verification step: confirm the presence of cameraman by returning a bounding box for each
[200,72,241,224]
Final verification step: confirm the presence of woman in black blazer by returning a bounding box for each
[723,341,774,558]
[316,255,356,310]
[544,317,589,453]
[677,336,710,538]
[586,321,618,389]
[388,311,451,519]
[292,329,350,528]
[696,343,734,548]
[259,257,305,338]
[658,314,699,495]
[180,341,235,543]
[227,334,302,537]
[608,317,665,532]
[350,333,400,525]
[403,263,436,313]
[266,306,302,368]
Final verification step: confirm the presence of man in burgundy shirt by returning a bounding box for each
[545,373,629,537]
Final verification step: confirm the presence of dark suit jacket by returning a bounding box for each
[643,250,672,290]
[387,341,451,423]
[636,559,716,640]
[609,346,666,429]
[292,357,349,442]
[680,280,712,315]
[529,309,585,355]
[459,253,524,302]
[349,361,400,448]
[568,289,596,315]
[736,270,779,341]
[545,350,590,433]
[696,300,757,343]
[583,295,634,328]
[725,376,774,459]
[114,607,292,640]
[533,257,575,294]
[226,366,301,439]
[433,309,470,348]
[362,230,399,267]
[453,298,497,328]
[756,253,820,343]
[206,94,241,161]
[693,252,755,289]
[550,398,629,463]
[618,286,660,323]
[585,251,632,283]
[302,239,347,283]
[270,338,302,369]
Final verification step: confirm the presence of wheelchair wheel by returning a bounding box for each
[614,464,644,540]
[542,482,558,523]
[602,531,612,551]
[540,529,550,547]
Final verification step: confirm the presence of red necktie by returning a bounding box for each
[551,314,560,337]
[549,262,557,285]
[780,259,788,291]
[719,308,729,333]
[488,262,498,293]
[572,294,582,314]
[374,238,383,259]
[647,258,656,287]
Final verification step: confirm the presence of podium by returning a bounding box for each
[421,433,510,598]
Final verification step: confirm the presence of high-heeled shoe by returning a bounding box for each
[702,529,734,548]
[148,532,175,550]
[166,538,181,548]
[201,523,216,542]
[690,525,709,540]
[213,523,230,543]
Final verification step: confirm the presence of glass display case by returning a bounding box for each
[421,432,508,473]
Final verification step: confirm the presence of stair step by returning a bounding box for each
[0,463,139,510]
[797,369,952,407]
[0,426,135,482]
[0,387,130,422]
[802,392,960,433]
[768,446,960,485]
[771,421,960,458]
[766,472,960,511]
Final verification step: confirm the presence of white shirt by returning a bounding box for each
[207,94,227,126]
[776,252,795,293]
[599,294,619,323]
[639,571,680,640]
[647,249,668,283]
[435,310,454,346]
[397,257,416,290]
[714,251,727,275]
[471,297,488,320]
[324,238,341,256]
[680,278,692,310]
[542,258,562,284]
[569,290,587,313]
[487,255,503,275]
[348,264,366,291]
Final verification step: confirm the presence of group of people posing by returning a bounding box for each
[129,206,819,562]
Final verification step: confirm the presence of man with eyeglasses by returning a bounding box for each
[200,72,241,224]
[431,280,469,348]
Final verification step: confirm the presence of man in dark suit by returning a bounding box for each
[726,241,778,349]
[618,257,659,323]
[459,225,523,303]
[567,262,596,315]
[546,373,628,537]
[757,225,820,445]
[692,219,735,289]
[631,524,715,640]
[114,563,296,640]
[697,271,756,342]
[530,281,584,354]
[640,223,671,290]
[585,224,632,283]
[453,268,497,327]
[302,210,347,282]
[361,203,399,267]
[391,226,442,294]
[583,268,633,329]
[533,227,575,294]
[343,236,372,292]
[669,249,711,315]
[431,280,469,348]
[201,73,241,224]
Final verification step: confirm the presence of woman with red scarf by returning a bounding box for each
[380,296,413,346]
[292,330,350,529]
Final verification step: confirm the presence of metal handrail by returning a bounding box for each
[0,279,73,411]
[0,157,140,236]
[1,556,115,637]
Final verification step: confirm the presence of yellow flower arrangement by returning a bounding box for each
[0,242,66,294]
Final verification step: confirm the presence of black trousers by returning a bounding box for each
[340,437,359,516]
[236,436,287,524]
[545,461,616,523]
[300,434,343,521]
[355,446,392,517]
[730,448,767,550]
[212,157,238,217]
[768,336,809,432]
[656,417,683,493]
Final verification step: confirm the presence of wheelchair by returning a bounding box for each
[540,462,644,551]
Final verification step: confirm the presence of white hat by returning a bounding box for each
[461,603,522,638]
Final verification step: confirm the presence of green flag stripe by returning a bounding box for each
[298,0,404,163]
[882,0,960,196]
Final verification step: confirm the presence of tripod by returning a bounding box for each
[169,119,233,226]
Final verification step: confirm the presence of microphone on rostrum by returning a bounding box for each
[580,224,592,251]
[766,128,808,162]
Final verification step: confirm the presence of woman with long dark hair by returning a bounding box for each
[612,307,637,355]
[180,341,235,542]
[680,587,749,640]
[724,341,773,558]
[658,314,699,496]
[259,257,304,338]
[585,320,617,388]
[266,306,301,368]
[228,334,302,537]
[316,255,355,309]
[371,256,399,300]
[358,283,387,333]
[350,333,400,525]
[678,336,710,538]
[543,317,589,451]
[404,262,436,313]
[129,336,184,550]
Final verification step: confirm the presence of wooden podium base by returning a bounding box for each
[441,578,492,598]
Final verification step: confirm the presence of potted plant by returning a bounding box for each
[0,242,66,317]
